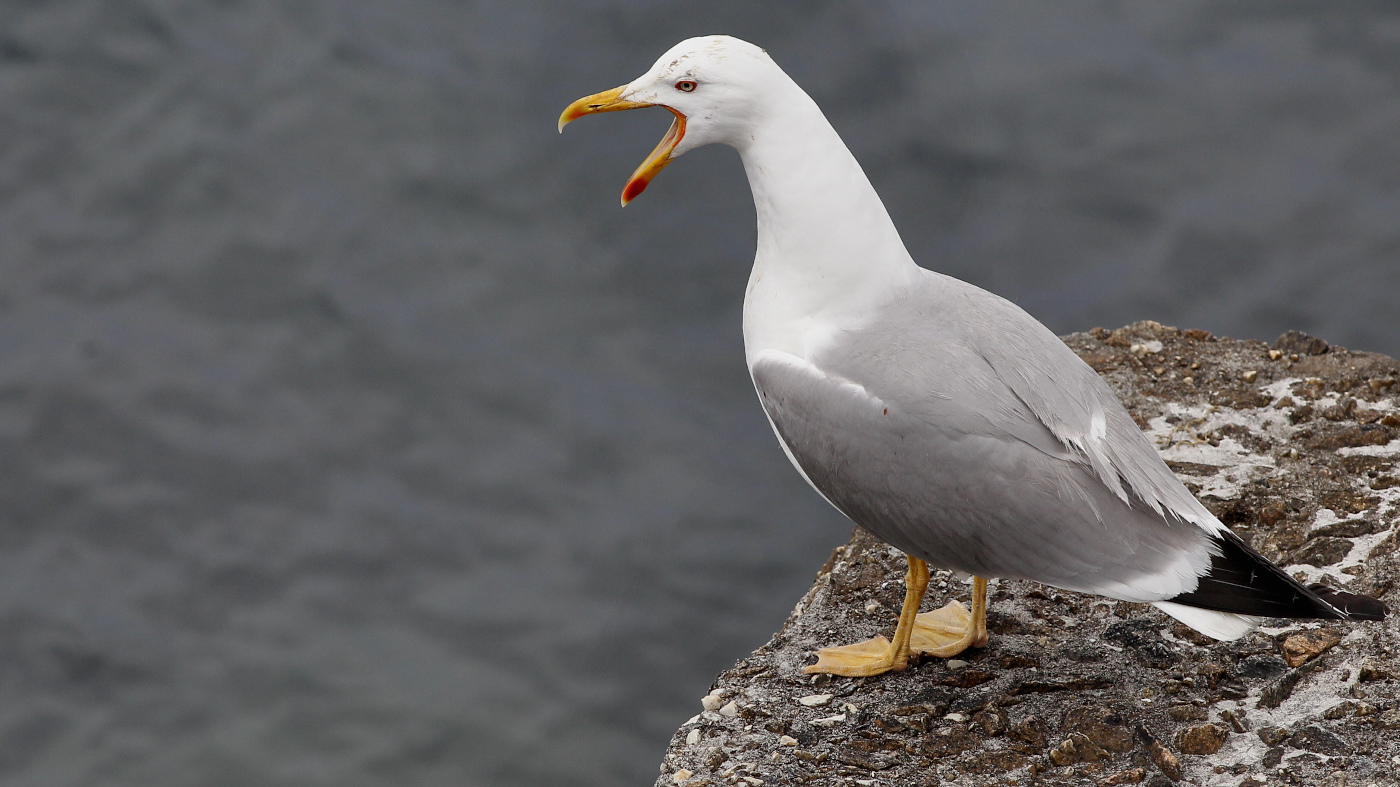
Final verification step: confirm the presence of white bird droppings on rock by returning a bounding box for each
[685,729,699,746]
[701,693,722,711]
[797,693,833,706]
[719,701,739,717]
[671,768,693,783]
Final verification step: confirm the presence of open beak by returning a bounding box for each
[559,85,687,206]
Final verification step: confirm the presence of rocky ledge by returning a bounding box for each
[654,323,1400,787]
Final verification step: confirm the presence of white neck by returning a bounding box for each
[735,88,918,365]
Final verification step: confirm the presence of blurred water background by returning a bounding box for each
[1,2,1398,785]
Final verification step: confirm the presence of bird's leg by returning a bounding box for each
[804,556,930,676]
[909,575,989,657]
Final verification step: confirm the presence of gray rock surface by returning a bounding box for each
[653,323,1400,787]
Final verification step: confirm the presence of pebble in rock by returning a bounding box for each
[1281,629,1343,667]
[671,768,693,783]
[1099,768,1147,786]
[1175,723,1229,755]
[701,693,722,711]
[719,701,739,717]
[797,693,832,706]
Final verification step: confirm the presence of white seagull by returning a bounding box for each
[560,35,1386,677]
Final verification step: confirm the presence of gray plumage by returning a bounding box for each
[753,271,1220,603]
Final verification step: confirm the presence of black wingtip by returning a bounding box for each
[1308,583,1389,621]
[1168,529,1389,621]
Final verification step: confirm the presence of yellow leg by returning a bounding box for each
[909,575,988,656]
[805,556,930,676]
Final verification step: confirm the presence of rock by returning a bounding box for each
[647,325,1400,787]
[1008,715,1049,748]
[1289,537,1353,567]
[1048,732,1110,765]
[1305,424,1395,450]
[1097,768,1146,786]
[1104,620,1178,669]
[1321,701,1354,720]
[1167,704,1206,722]
[1237,654,1288,680]
[1174,723,1229,754]
[1280,628,1343,667]
[1287,725,1350,755]
[1261,747,1284,768]
[972,707,1007,736]
[1061,706,1135,753]
[796,694,831,706]
[1145,734,1182,781]
[1274,330,1330,356]
[1309,518,1376,538]
[1359,660,1395,681]
[1259,657,1326,709]
[1258,502,1288,526]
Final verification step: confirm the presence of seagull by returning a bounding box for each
[560,35,1387,676]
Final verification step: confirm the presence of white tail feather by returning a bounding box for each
[1152,601,1261,641]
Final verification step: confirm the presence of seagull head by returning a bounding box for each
[559,35,779,205]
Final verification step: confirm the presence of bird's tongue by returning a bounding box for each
[622,108,686,205]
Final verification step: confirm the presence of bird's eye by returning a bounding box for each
[675,80,697,92]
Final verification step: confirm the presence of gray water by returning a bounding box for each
[1,3,1398,786]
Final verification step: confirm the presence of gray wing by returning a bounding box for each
[938,274,1221,533]
[750,273,1218,602]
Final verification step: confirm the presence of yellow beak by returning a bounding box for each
[559,85,687,206]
